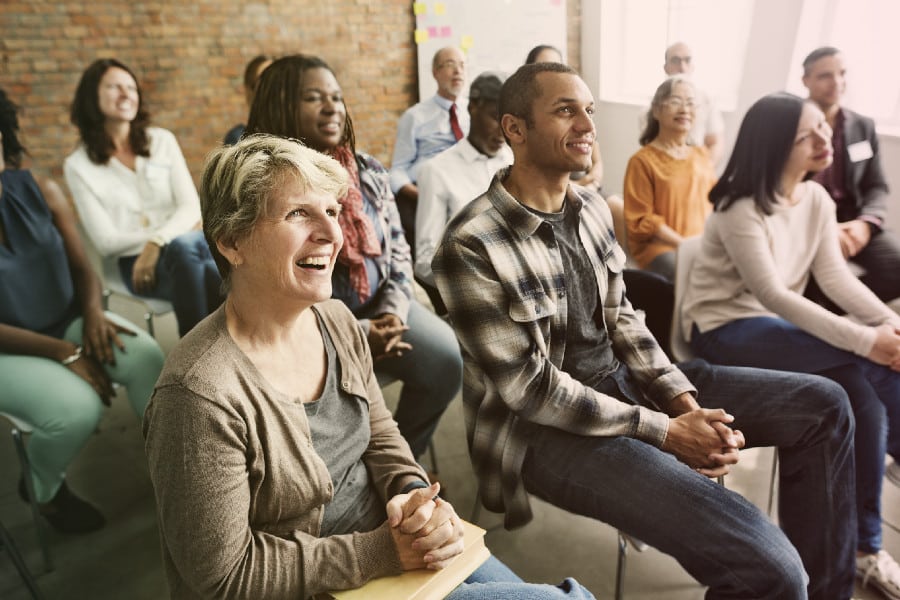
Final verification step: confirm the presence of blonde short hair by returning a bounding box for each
[200,134,349,287]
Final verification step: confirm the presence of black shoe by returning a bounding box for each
[18,477,105,534]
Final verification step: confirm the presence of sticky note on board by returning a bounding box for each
[550,0,562,5]
[440,25,452,37]
[413,2,426,15]
[435,2,446,15]
[428,26,438,37]
[415,29,429,44]
[461,34,474,50]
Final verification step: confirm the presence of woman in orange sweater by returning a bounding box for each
[623,76,716,280]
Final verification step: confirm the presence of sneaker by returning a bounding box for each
[18,477,105,534]
[886,461,900,489]
[857,550,900,600]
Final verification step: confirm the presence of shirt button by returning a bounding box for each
[341,381,350,391]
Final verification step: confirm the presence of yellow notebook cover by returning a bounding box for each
[329,520,490,600]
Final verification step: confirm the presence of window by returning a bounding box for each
[597,0,754,111]
[785,0,900,131]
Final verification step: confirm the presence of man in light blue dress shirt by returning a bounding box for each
[390,46,469,251]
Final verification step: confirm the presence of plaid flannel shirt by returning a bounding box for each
[432,168,695,529]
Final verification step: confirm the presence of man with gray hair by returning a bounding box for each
[391,46,469,252]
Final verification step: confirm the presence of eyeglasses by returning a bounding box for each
[661,97,697,110]
[437,60,466,71]
[667,56,692,67]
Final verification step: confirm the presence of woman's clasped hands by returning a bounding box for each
[386,482,466,571]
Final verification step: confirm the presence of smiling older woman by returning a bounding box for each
[143,135,594,600]
[623,75,716,280]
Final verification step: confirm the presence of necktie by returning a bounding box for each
[449,104,464,141]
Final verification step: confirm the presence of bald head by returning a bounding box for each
[664,42,693,76]
[432,46,467,100]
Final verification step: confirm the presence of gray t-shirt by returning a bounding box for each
[529,202,619,388]
[305,317,385,536]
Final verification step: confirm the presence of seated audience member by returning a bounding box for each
[802,46,900,306]
[223,54,273,145]
[144,134,595,600]
[683,92,900,600]
[659,42,725,165]
[64,58,222,337]
[624,75,715,280]
[415,72,512,314]
[433,62,858,600]
[245,55,462,461]
[390,46,468,251]
[525,44,603,192]
[0,88,164,533]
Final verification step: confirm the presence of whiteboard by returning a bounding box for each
[412,0,567,102]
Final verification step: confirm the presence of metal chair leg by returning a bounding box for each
[0,520,44,599]
[469,488,482,524]
[767,452,779,516]
[615,531,627,600]
[144,311,155,338]
[12,429,53,572]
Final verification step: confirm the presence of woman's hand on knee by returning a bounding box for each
[82,311,135,366]
[67,354,114,405]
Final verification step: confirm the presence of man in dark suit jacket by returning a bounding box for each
[803,46,900,303]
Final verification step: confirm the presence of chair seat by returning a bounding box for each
[103,277,174,316]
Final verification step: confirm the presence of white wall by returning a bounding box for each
[583,0,900,233]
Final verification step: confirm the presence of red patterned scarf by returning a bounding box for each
[329,146,382,302]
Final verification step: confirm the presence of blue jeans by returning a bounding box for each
[119,230,222,336]
[522,360,856,600]
[692,316,900,555]
[447,556,595,599]
[373,300,462,459]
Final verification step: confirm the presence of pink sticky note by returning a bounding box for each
[428,26,438,37]
[440,25,452,37]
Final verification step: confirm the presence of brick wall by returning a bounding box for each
[0,0,581,185]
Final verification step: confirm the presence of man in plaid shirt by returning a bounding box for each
[433,63,857,599]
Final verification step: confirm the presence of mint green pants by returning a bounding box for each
[0,312,164,502]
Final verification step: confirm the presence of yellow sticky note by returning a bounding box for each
[413,2,426,15]
[415,29,429,44]
[461,34,474,50]
[435,2,446,15]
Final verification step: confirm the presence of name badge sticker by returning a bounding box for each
[847,140,874,162]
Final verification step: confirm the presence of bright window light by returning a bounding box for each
[598,0,754,111]
[786,0,900,131]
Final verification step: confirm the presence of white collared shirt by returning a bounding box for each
[414,138,512,284]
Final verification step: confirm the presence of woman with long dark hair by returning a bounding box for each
[683,92,900,599]
[65,58,221,336]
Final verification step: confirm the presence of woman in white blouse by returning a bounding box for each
[682,92,900,598]
[64,58,221,336]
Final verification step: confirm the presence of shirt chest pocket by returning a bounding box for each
[508,293,556,356]
[141,162,174,208]
[600,243,627,317]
